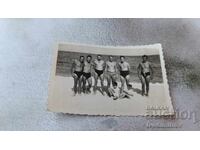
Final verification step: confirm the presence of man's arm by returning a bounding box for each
[105,61,108,72]
[81,61,85,72]
[117,63,121,72]
[91,60,95,70]
[137,64,142,79]
[127,63,131,71]
[149,63,154,80]
[114,62,118,73]
[103,61,106,71]
[71,60,75,75]
[90,61,94,69]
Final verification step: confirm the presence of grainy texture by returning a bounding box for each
[56,51,163,83]
[0,18,200,130]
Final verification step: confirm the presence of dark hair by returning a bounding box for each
[120,56,125,59]
[87,55,92,58]
[80,55,84,59]
[142,55,148,59]
[113,82,118,87]
[97,54,102,57]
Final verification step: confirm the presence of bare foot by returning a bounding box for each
[73,92,77,96]
[113,96,118,100]
[142,92,145,96]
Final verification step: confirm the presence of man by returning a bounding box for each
[93,55,105,95]
[137,55,154,96]
[108,82,133,100]
[105,55,118,89]
[82,55,93,94]
[118,56,132,92]
[71,55,84,95]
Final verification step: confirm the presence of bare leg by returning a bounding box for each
[93,73,98,93]
[119,92,126,99]
[100,74,105,95]
[111,74,117,87]
[125,75,131,89]
[140,76,145,96]
[145,76,151,96]
[73,75,78,95]
[82,76,86,93]
[108,87,114,97]
[107,74,111,88]
[87,77,92,93]
[78,77,82,94]
[120,76,125,93]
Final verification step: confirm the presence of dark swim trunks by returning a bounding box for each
[95,69,104,77]
[141,72,150,77]
[74,71,83,79]
[83,72,91,79]
[120,70,130,78]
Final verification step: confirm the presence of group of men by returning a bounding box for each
[71,54,153,99]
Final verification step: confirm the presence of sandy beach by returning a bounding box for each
[48,76,174,116]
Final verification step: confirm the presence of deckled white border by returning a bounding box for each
[47,42,174,116]
[158,44,174,114]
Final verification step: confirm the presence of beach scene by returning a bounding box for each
[47,43,174,116]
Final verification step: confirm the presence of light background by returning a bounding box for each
[0,19,200,130]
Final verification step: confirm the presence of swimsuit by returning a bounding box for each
[107,71,117,77]
[95,69,104,77]
[141,72,150,77]
[83,72,91,79]
[120,70,129,78]
[74,71,83,79]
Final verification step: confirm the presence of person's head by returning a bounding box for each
[79,56,84,63]
[97,55,102,61]
[113,82,118,89]
[120,56,125,62]
[109,55,113,62]
[142,55,148,62]
[87,55,92,62]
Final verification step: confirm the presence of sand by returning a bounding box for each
[48,77,174,116]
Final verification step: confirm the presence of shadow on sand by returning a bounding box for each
[131,87,143,96]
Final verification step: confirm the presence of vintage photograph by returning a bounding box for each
[48,43,174,116]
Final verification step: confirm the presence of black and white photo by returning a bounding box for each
[48,43,174,116]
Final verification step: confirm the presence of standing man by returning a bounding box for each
[71,55,84,95]
[93,55,105,95]
[106,55,118,89]
[137,55,154,96]
[118,56,132,92]
[82,55,93,94]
